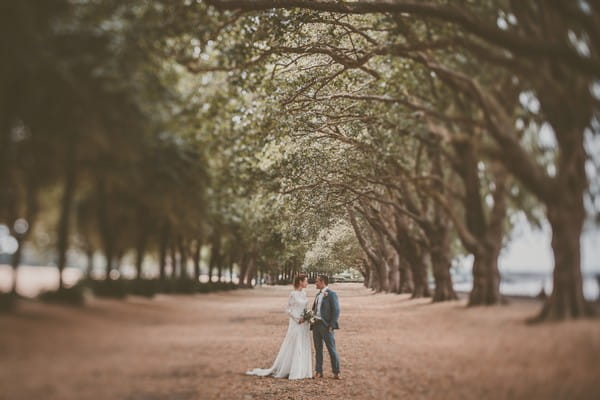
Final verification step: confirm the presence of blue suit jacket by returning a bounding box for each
[312,289,340,330]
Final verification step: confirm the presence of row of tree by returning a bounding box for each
[184,0,600,320]
[0,1,316,302]
[2,1,598,323]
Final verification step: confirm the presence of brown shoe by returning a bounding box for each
[333,374,342,380]
[315,372,323,378]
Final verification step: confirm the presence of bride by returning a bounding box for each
[246,274,312,380]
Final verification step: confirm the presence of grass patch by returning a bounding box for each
[0,292,17,312]
[39,285,86,306]
[86,279,129,298]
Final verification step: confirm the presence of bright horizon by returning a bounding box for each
[499,220,600,274]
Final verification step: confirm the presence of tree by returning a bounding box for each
[199,0,599,319]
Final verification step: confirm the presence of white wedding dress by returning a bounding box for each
[246,289,312,380]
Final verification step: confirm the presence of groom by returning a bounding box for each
[312,275,341,379]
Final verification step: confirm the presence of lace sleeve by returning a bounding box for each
[286,292,299,322]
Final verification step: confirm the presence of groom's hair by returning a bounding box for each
[318,275,329,285]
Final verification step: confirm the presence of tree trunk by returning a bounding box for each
[471,165,508,305]
[10,237,23,295]
[430,227,457,302]
[10,176,39,294]
[170,242,177,279]
[535,98,593,319]
[0,133,10,203]
[86,248,94,279]
[468,246,501,305]
[410,254,430,298]
[193,238,202,282]
[135,228,148,280]
[349,208,388,292]
[244,254,257,287]
[178,236,188,279]
[368,268,379,292]
[537,202,592,319]
[57,138,78,289]
[115,249,125,275]
[380,259,391,292]
[388,252,401,293]
[0,94,15,213]
[103,247,114,281]
[208,232,221,283]
[426,137,457,302]
[359,258,370,288]
[399,261,414,294]
[451,140,507,306]
[96,178,115,281]
[159,223,170,281]
[431,251,457,302]
[388,211,426,297]
[363,271,370,289]
[100,227,114,281]
[238,253,248,286]
[390,267,400,294]
[373,231,391,292]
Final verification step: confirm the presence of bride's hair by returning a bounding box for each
[293,274,307,289]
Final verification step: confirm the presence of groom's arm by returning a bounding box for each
[329,291,340,328]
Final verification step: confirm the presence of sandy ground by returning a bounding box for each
[1,283,599,400]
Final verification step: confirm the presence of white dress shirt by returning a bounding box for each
[315,287,329,319]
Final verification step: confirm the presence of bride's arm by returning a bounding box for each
[286,292,302,323]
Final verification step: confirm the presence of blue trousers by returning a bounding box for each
[313,320,340,374]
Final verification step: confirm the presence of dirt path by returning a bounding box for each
[1,283,599,400]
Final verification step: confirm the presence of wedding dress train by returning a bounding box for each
[246,289,312,380]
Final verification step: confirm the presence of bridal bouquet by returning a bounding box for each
[302,309,316,325]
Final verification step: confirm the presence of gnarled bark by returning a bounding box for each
[537,198,592,319]
[430,227,457,302]
[349,207,389,292]
[410,246,430,299]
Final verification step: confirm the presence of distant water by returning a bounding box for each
[0,265,82,297]
[0,265,234,297]
[452,270,600,300]
[1,265,599,300]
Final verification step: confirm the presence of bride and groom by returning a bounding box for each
[246,274,341,380]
